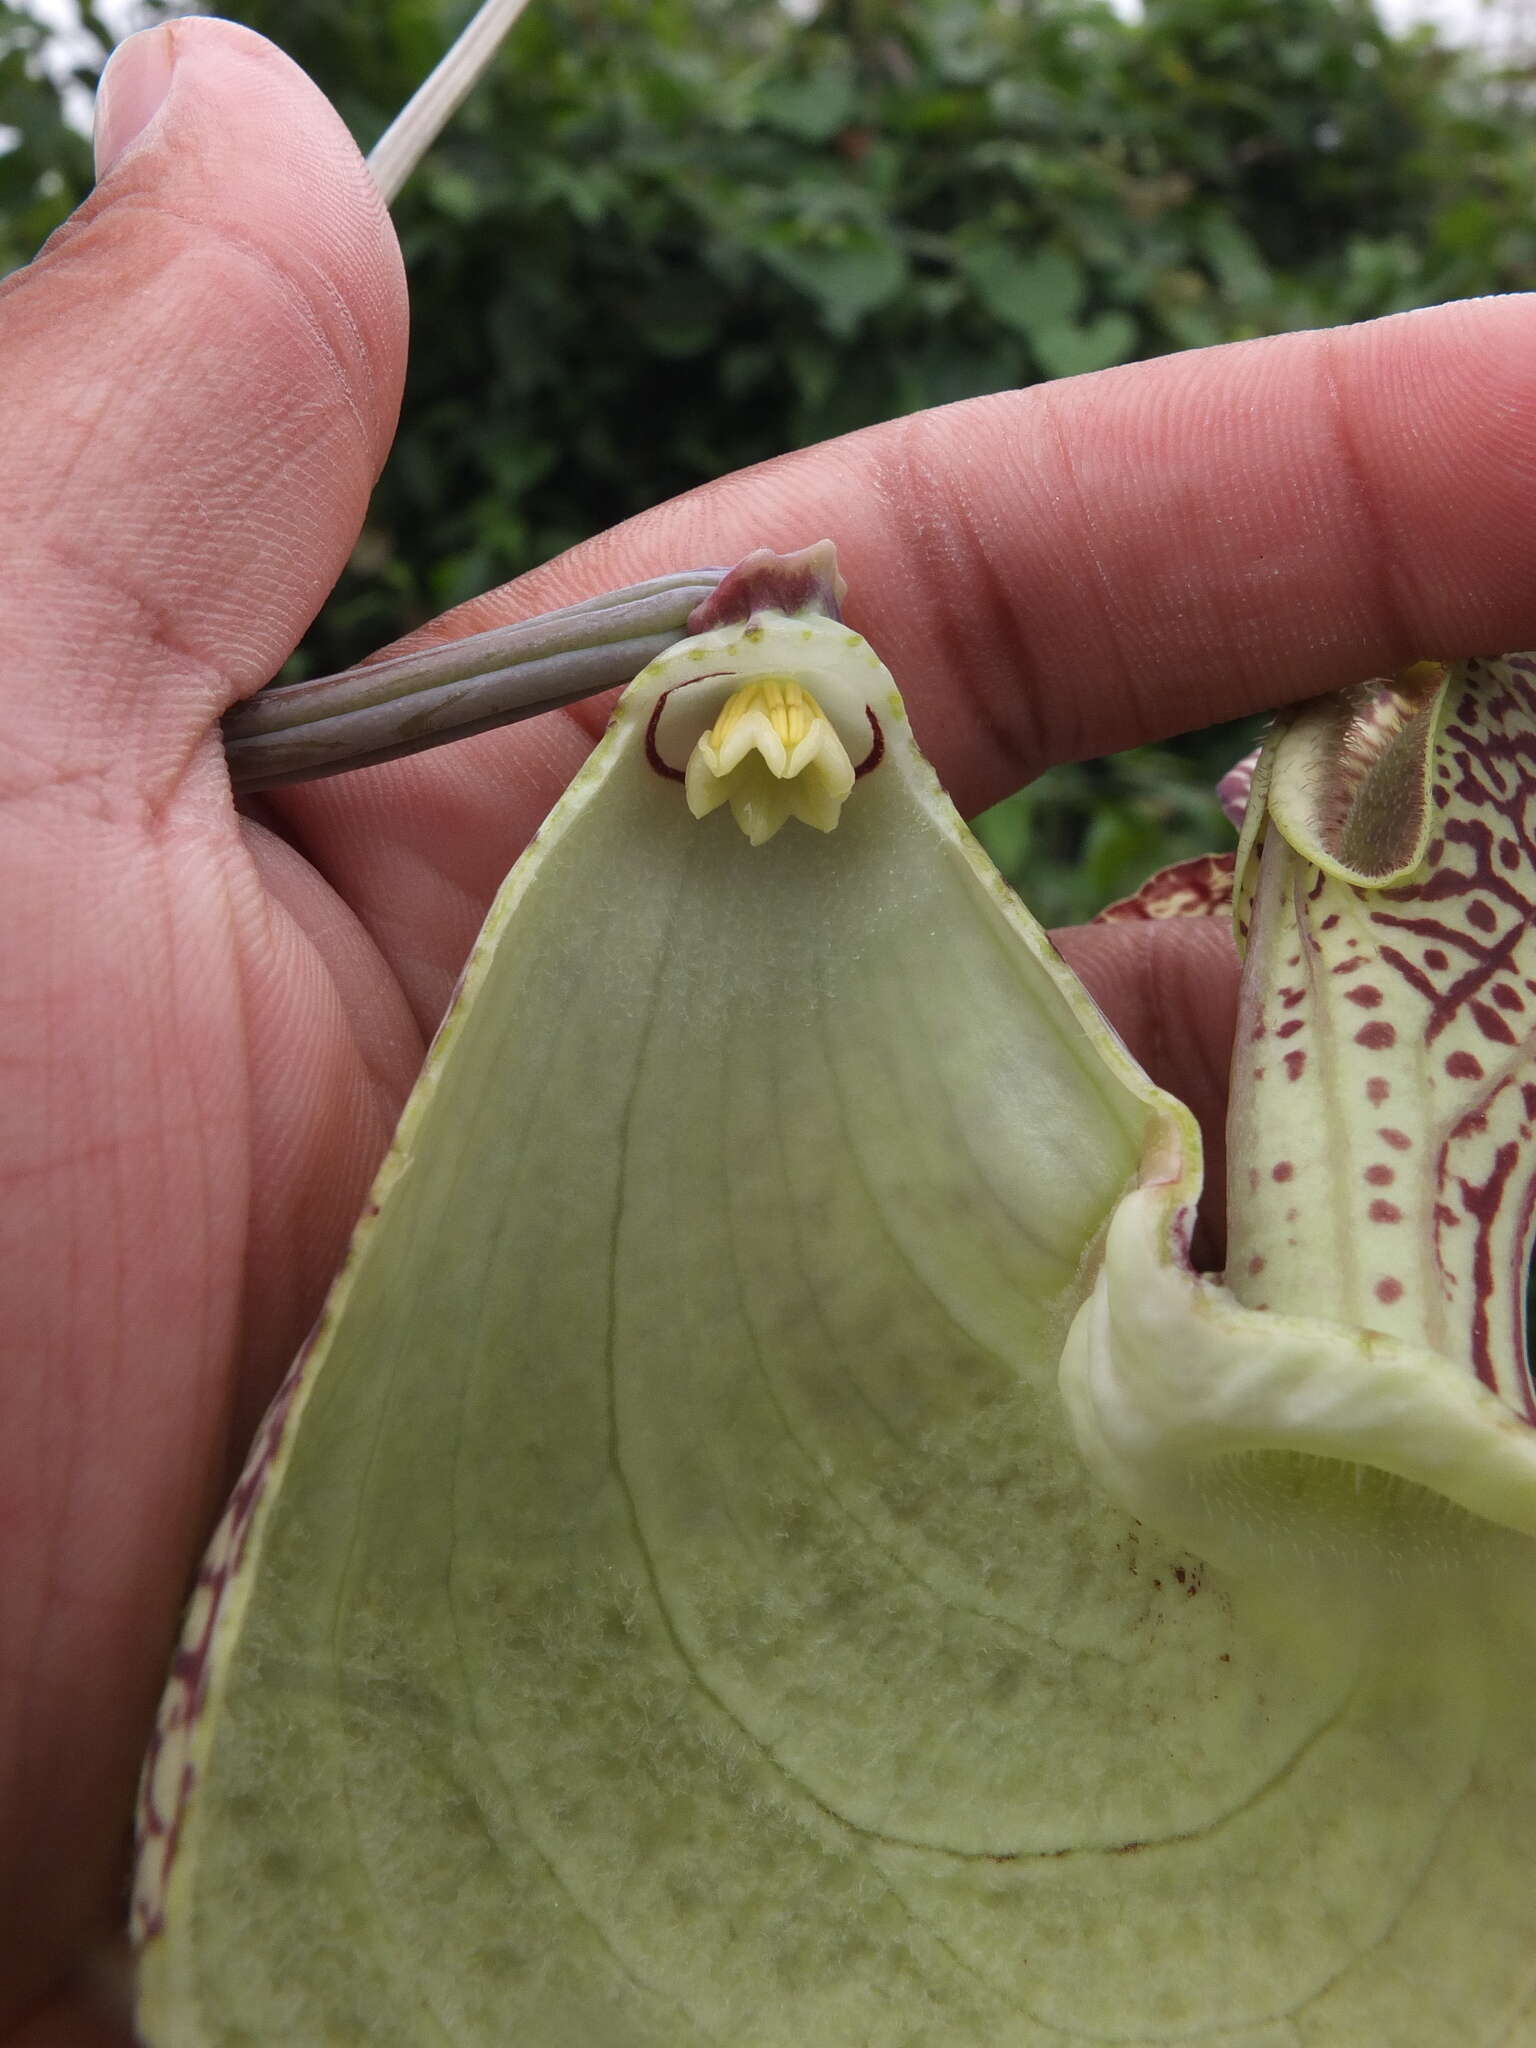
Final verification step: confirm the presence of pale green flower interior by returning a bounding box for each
[135,619,1536,2045]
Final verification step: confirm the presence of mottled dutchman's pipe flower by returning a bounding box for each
[1068,655,1536,1557]
[134,550,1536,2048]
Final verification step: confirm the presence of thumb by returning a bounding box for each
[0,17,406,808]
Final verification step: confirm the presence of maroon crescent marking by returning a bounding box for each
[854,707,884,777]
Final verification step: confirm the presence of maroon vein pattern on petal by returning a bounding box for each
[1096,851,1237,924]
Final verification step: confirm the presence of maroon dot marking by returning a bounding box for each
[1286,954,1301,968]
[1280,988,1305,1010]
[1321,913,1341,931]
[1379,1127,1411,1150]
[1331,956,1366,977]
[1247,1255,1265,1276]
[1272,1161,1294,1183]
[1494,984,1525,1013]
[1284,1050,1306,1081]
[1355,1021,1396,1050]
[1500,837,1521,869]
[1427,836,1444,864]
[1364,1164,1394,1186]
[1445,1050,1483,1081]
[1432,784,1449,809]
[1424,949,1449,972]
[1369,1199,1403,1224]
[1471,1000,1518,1045]
[1367,1078,1390,1105]
[1277,1018,1304,1039]
[1375,1277,1404,1305]
[1252,1067,1266,1082]
[1467,899,1498,932]
[1344,985,1383,1009]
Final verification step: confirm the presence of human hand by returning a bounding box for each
[6,16,1536,2043]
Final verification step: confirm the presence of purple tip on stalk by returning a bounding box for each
[686,543,848,635]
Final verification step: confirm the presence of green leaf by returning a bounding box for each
[1029,309,1137,378]
[955,239,1085,337]
[758,226,907,337]
[1197,215,1273,310]
[754,64,855,144]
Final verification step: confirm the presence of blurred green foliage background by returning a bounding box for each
[3,0,1532,919]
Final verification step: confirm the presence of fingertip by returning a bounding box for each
[82,15,407,458]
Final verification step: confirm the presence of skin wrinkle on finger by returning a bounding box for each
[1318,325,1417,662]
[867,405,1052,788]
[1033,378,1153,751]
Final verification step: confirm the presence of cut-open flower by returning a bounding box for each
[134,560,1536,2047]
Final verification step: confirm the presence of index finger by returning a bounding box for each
[281,298,1536,1017]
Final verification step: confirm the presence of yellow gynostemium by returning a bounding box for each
[684,676,856,845]
[135,553,1536,2045]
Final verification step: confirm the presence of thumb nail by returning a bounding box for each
[94,26,176,180]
